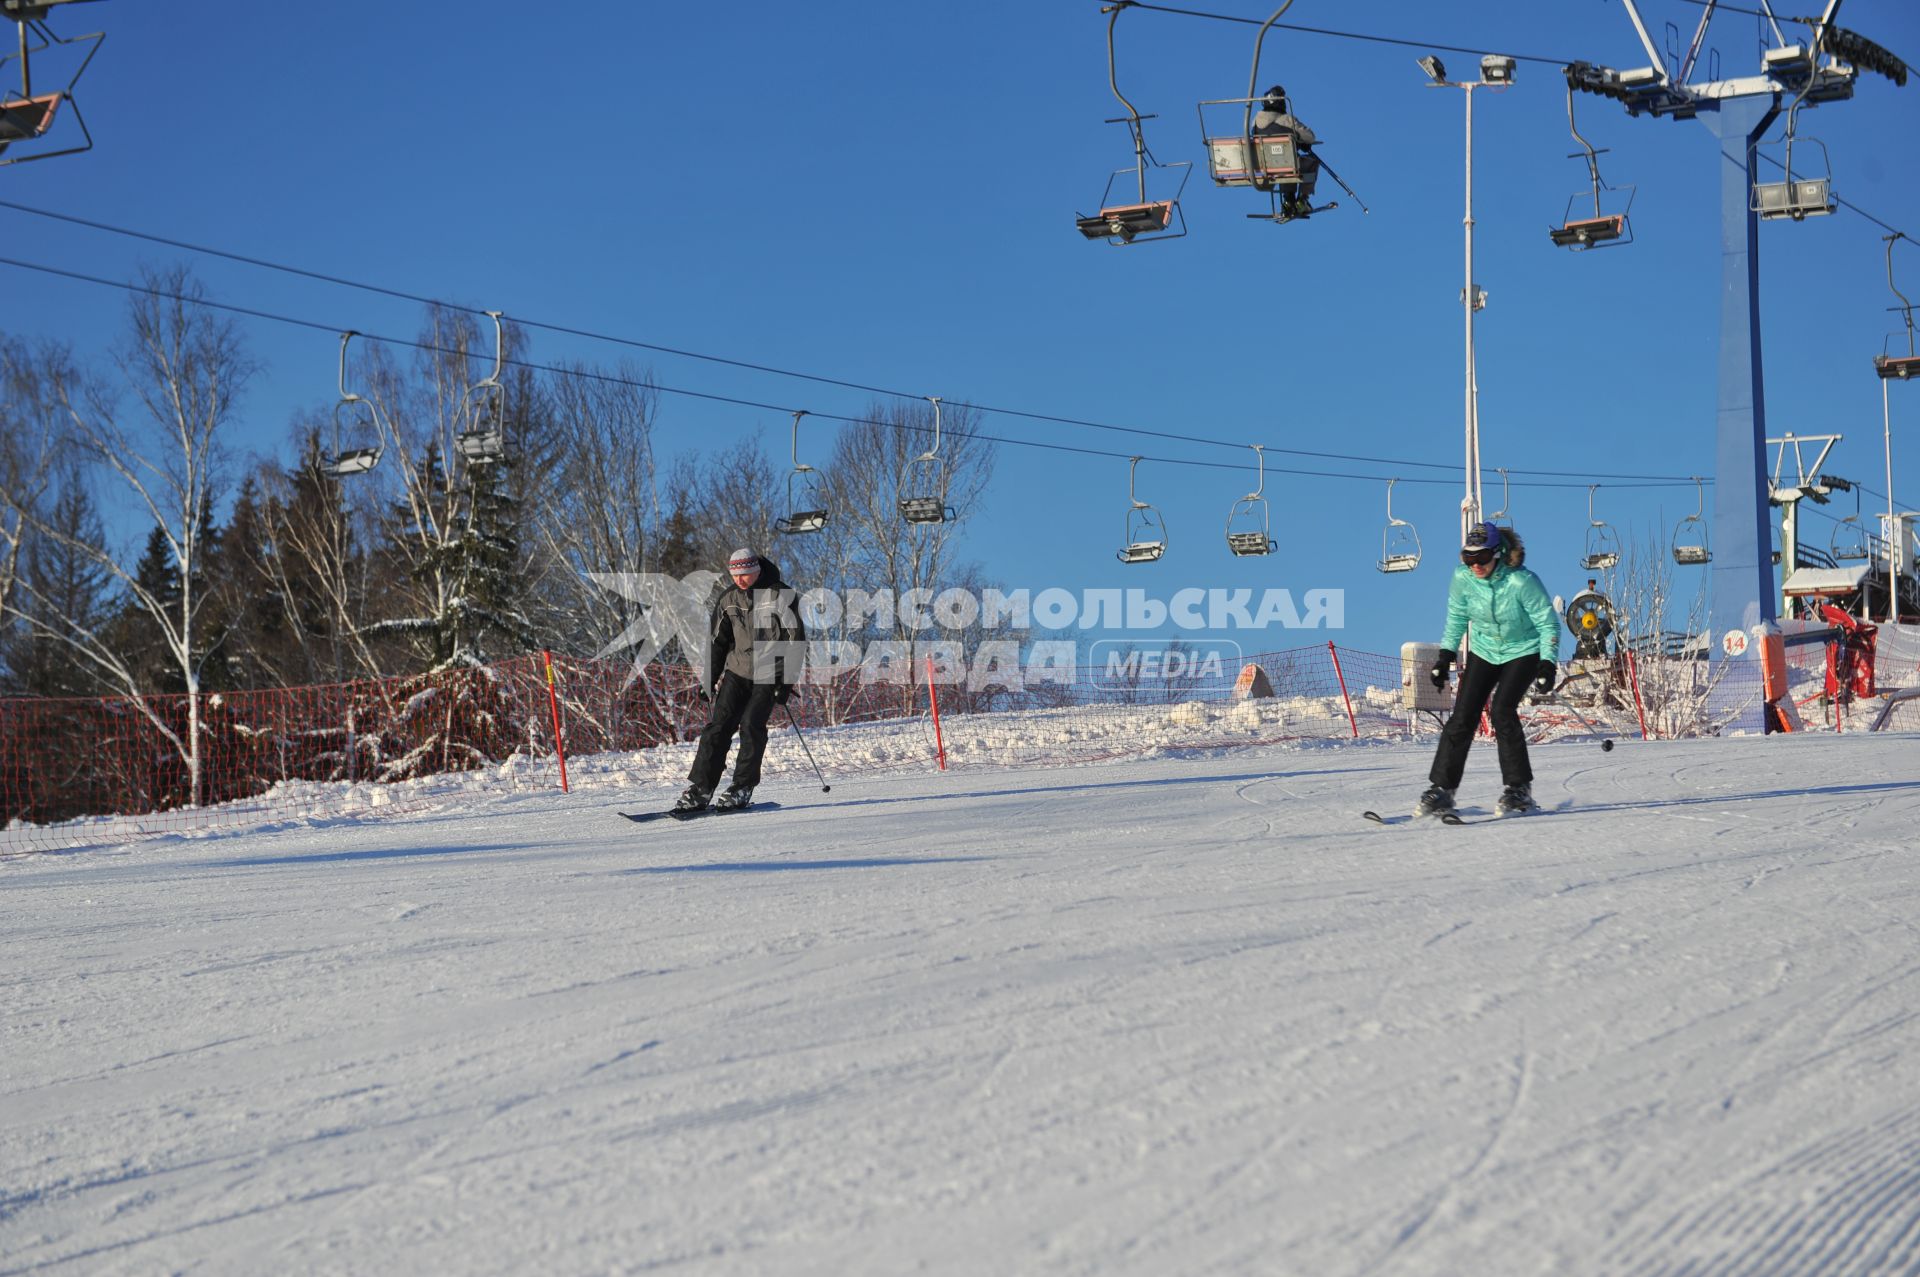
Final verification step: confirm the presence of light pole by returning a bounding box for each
[1419,53,1515,545]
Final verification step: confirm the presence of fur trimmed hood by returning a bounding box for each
[1493,525,1526,569]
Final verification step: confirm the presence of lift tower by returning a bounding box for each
[1567,0,1906,731]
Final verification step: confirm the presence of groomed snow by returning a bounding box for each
[6,733,1920,1275]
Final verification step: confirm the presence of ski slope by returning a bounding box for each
[6,734,1920,1275]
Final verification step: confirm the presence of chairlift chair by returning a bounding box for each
[1485,467,1511,524]
[1117,455,1167,563]
[1194,2,1361,227]
[320,331,385,479]
[0,0,99,167]
[898,396,956,526]
[1225,444,1277,557]
[777,409,829,535]
[1672,476,1710,565]
[0,91,56,141]
[1751,100,1836,222]
[457,310,508,466]
[1377,478,1421,573]
[1549,73,1634,250]
[1582,485,1621,570]
[1199,109,1305,191]
[1831,516,1869,562]
[1875,233,1920,380]
[1832,486,1870,561]
[1196,100,1347,224]
[1075,1,1190,246]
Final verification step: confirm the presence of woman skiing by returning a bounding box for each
[1419,522,1561,817]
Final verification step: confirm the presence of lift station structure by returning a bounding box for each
[1567,0,1906,730]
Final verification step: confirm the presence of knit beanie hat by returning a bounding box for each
[727,548,760,574]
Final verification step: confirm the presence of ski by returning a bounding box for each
[1362,809,1469,826]
[619,801,782,825]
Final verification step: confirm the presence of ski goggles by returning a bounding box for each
[1460,546,1499,566]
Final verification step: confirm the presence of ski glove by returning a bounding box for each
[1534,657,1558,695]
[772,683,794,706]
[1429,650,1455,691]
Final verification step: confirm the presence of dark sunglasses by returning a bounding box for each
[1461,547,1498,566]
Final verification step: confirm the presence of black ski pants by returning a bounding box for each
[690,671,778,791]
[1429,651,1536,790]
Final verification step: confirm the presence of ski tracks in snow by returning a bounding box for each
[1360,1038,1537,1276]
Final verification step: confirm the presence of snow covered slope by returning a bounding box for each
[6,734,1920,1275]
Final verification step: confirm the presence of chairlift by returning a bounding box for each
[1875,233,1920,380]
[1832,485,1869,561]
[1832,515,1869,562]
[1074,2,1190,246]
[1487,466,1514,524]
[1672,476,1710,565]
[321,331,385,478]
[1225,444,1277,557]
[1377,478,1421,573]
[1117,455,1167,563]
[1195,3,1365,226]
[457,310,508,466]
[1582,484,1621,571]
[1549,71,1634,250]
[0,0,100,168]
[1751,97,1836,221]
[898,396,956,526]
[777,409,829,535]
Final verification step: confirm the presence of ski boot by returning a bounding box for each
[1496,784,1540,816]
[713,784,754,812]
[1415,784,1456,818]
[673,783,712,813]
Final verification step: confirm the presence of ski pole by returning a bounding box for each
[1534,692,1616,751]
[1316,157,1369,213]
[783,702,831,792]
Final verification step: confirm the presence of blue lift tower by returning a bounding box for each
[1568,0,1907,731]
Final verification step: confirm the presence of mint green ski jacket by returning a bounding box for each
[1440,561,1561,666]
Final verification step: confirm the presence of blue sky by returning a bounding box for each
[4,0,1916,655]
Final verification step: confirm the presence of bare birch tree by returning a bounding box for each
[531,360,661,655]
[3,268,253,807]
[805,399,995,718]
[233,436,388,686]
[0,336,68,662]
[361,306,538,670]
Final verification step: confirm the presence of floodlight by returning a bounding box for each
[1417,55,1447,84]
[1479,55,1516,85]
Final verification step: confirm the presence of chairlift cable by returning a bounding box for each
[0,250,1716,492]
[1114,1,1574,67]
[0,238,1722,485]
[1117,0,1817,45]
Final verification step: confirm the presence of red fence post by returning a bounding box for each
[1625,649,1651,741]
[926,656,948,771]
[542,650,570,793]
[1328,642,1359,739]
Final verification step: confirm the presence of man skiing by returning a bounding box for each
[1419,522,1561,817]
[676,548,806,813]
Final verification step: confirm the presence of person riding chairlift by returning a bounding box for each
[1252,85,1319,219]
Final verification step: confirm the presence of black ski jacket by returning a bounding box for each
[706,558,807,693]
